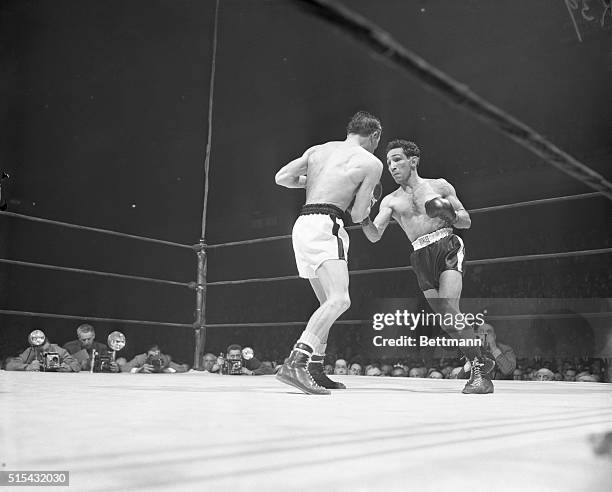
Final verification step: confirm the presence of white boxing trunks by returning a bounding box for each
[292,203,349,279]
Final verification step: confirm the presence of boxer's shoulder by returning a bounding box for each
[429,177,455,194]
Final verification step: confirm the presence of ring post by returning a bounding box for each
[193,0,219,369]
[193,240,207,370]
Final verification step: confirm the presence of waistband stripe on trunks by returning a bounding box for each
[299,203,345,220]
[411,228,453,250]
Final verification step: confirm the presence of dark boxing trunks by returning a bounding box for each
[409,228,466,291]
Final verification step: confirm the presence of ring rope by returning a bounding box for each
[1,309,608,330]
[206,192,604,250]
[204,312,612,329]
[0,309,193,328]
[0,189,602,255]
[466,191,603,214]
[290,0,612,199]
[0,258,192,289]
[206,248,612,287]
[0,210,193,250]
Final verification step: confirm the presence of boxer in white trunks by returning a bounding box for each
[274,111,383,394]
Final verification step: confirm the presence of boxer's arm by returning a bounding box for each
[362,195,393,242]
[351,158,383,223]
[437,179,471,229]
[275,147,316,188]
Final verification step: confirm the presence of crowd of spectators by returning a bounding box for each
[330,357,608,383]
[200,319,611,383]
[3,322,609,383]
[206,355,607,383]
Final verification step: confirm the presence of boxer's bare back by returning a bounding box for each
[277,140,382,223]
[305,141,379,209]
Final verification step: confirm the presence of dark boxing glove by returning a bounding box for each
[425,196,456,224]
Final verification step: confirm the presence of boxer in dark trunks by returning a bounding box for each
[361,139,494,394]
[274,111,383,395]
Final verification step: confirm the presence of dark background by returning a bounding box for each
[1,0,610,364]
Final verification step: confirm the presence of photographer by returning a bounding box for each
[122,345,188,374]
[217,344,274,375]
[6,330,80,372]
[63,323,119,372]
[477,323,516,379]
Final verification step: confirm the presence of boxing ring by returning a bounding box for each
[1,0,612,490]
[1,372,611,491]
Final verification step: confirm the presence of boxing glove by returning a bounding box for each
[425,196,456,224]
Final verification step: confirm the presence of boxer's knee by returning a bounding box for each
[325,294,351,314]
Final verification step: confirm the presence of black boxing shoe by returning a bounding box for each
[462,356,494,394]
[459,355,495,378]
[308,354,346,389]
[276,343,331,395]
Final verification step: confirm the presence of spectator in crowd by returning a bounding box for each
[534,368,554,381]
[477,322,516,379]
[428,369,444,379]
[512,368,523,380]
[391,366,407,377]
[440,365,454,378]
[63,323,118,372]
[449,366,463,379]
[123,345,188,373]
[564,368,577,381]
[366,366,382,376]
[590,359,604,380]
[334,359,348,375]
[6,330,80,372]
[200,352,219,373]
[576,371,599,382]
[324,364,334,375]
[217,344,275,375]
[408,367,426,378]
[349,363,363,376]
[524,367,536,381]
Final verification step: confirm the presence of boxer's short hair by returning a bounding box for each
[347,111,382,136]
[386,139,420,158]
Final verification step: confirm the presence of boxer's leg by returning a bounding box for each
[307,273,346,389]
[308,278,328,344]
[299,259,350,347]
[309,277,327,304]
[424,270,481,360]
[425,270,493,394]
